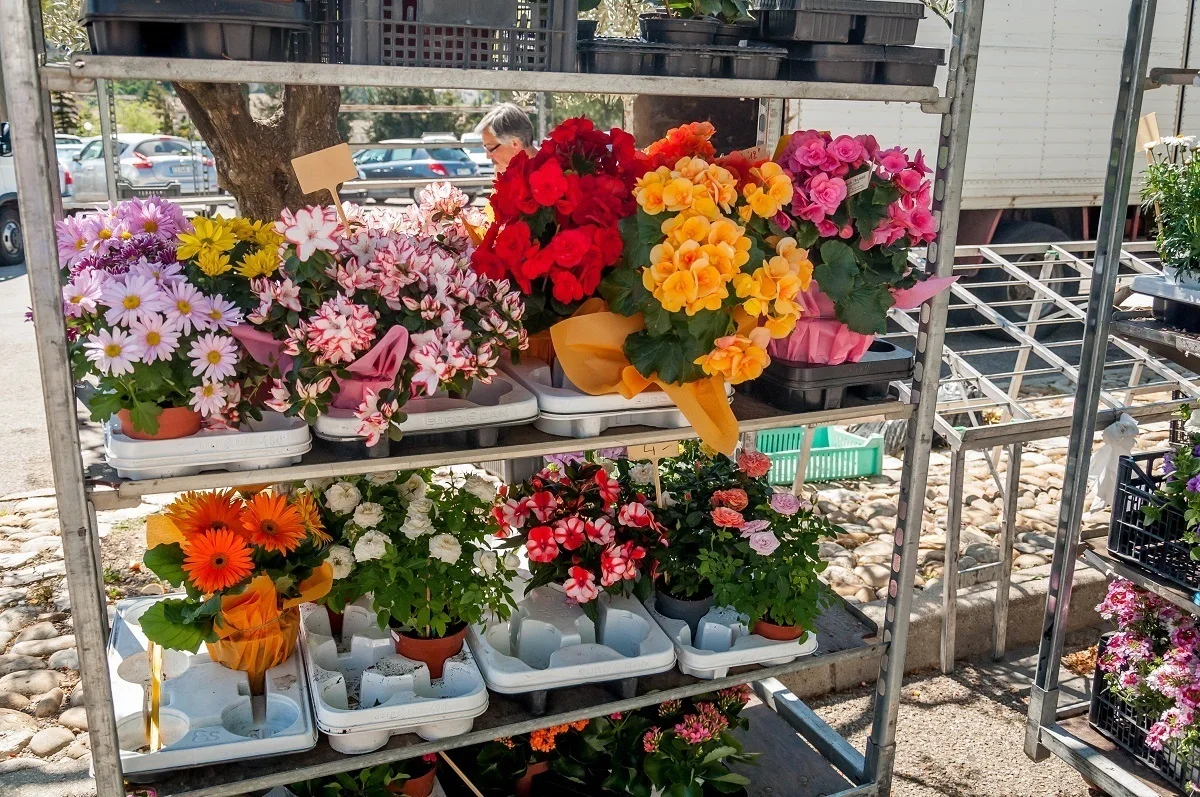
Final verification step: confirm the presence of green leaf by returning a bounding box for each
[814,240,859,302]
[702,745,739,765]
[601,265,646,318]
[138,598,214,651]
[87,390,124,424]
[143,542,187,586]
[793,222,819,249]
[710,772,753,785]
[836,284,896,335]
[128,399,163,436]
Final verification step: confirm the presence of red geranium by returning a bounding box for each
[472,117,648,333]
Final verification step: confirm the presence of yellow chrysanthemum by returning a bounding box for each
[227,217,258,241]
[236,247,280,279]
[177,216,237,261]
[254,224,284,250]
[694,329,772,385]
[196,248,232,277]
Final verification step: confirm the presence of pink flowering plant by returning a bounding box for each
[492,457,668,620]
[1096,578,1200,756]
[656,442,831,629]
[246,184,527,444]
[775,129,938,334]
[55,198,261,434]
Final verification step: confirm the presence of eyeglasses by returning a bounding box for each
[484,142,504,154]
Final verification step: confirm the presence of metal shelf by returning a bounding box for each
[135,591,878,797]
[1081,539,1200,619]
[1112,318,1200,369]
[84,394,911,500]
[1039,718,1183,797]
[40,57,950,113]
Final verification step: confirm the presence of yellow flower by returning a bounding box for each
[662,177,698,213]
[635,170,669,215]
[765,314,797,338]
[694,329,771,385]
[196,249,232,277]
[227,217,258,241]
[775,237,814,291]
[657,269,697,314]
[674,157,708,181]
[177,216,237,261]
[663,212,711,246]
[255,224,284,250]
[236,247,280,279]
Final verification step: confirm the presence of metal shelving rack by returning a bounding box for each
[1023,0,1200,793]
[0,0,984,792]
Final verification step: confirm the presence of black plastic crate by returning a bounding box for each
[753,0,924,45]
[83,0,313,60]
[1090,634,1200,791]
[578,39,785,79]
[749,339,914,412]
[1107,451,1200,592]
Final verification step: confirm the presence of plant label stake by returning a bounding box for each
[438,751,485,797]
[1137,113,1163,236]
[148,641,163,752]
[117,644,184,753]
[291,143,358,227]
[628,441,680,507]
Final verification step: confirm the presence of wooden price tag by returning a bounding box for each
[291,143,358,226]
[737,144,771,162]
[628,441,680,508]
[1137,112,1161,151]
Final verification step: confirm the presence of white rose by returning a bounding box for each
[630,462,656,486]
[407,496,435,518]
[502,551,520,571]
[397,474,428,503]
[429,533,462,565]
[660,491,677,508]
[464,474,497,503]
[473,549,498,576]
[367,471,397,486]
[326,545,355,579]
[305,477,335,492]
[324,482,362,515]
[400,512,435,540]
[353,501,385,529]
[352,529,389,562]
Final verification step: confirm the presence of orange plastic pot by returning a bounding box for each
[752,618,805,641]
[386,764,437,797]
[392,624,467,680]
[117,406,201,440]
[514,760,551,797]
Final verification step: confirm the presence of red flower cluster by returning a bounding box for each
[645,121,717,171]
[472,118,648,330]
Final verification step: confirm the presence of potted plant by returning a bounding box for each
[1143,136,1200,286]
[578,0,600,40]
[139,487,333,694]
[242,185,526,452]
[493,456,667,616]
[639,0,722,44]
[713,0,757,44]
[322,469,516,678]
[290,755,440,797]
[56,198,262,438]
[476,720,591,797]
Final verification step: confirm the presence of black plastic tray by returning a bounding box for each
[82,0,311,60]
[754,0,924,45]
[1153,296,1200,333]
[786,43,943,85]
[579,38,786,79]
[1107,451,1200,592]
[750,340,914,412]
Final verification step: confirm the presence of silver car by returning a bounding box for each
[69,134,218,202]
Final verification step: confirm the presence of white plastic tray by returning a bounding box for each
[1131,274,1200,306]
[468,585,676,697]
[314,374,538,443]
[644,595,819,680]
[104,412,311,480]
[299,599,489,754]
[106,596,317,776]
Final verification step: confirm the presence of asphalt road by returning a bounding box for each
[0,263,53,497]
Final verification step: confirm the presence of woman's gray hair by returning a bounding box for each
[475,102,535,148]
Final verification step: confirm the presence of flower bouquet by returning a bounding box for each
[654,442,831,639]
[56,199,262,437]
[314,470,516,677]
[492,457,667,616]
[139,488,332,692]
[244,185,527,446]
[475,719,592,797]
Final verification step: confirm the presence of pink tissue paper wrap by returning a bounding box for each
[231,325,295,375]
[329,326,410,410]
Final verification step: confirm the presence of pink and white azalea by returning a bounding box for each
[101,273,167,327]
[188,332,239,381]
[189,381,227,416]
[83,328,143,376]
[564,566,599,603]
[62,270,103,318]
[280,206,340,262]
[618,502,654,528]
[264,379,292,413]
[585,517,616,546]
[305,295,377,364]
[128,314,180,363]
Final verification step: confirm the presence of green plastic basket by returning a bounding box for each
[757,426,886,485]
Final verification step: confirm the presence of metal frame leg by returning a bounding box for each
[993,443,1021,659]
[863,0,985,787]
[97,78,120,203]
[1025,0,1158,761]
[0,0,124,793]
[940,449,966,674]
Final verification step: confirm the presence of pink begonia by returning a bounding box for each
[806,173,848,216]
[875,147,910,177]
[280,206,341,262]
[828,134,866,164]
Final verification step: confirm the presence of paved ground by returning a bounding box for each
[0,265,52,498]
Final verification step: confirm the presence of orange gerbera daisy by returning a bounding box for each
[294,492,331,545]
[182,529,254,593]
[166,490,243,538]
[240,492,307,554]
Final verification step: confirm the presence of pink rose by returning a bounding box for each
[748,530,780,555]
[828,135,865,165]
[806,173,848,216]
[790,137,830,169]
[711,507,745,528]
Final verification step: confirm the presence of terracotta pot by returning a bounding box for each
[514,760,551,797]
[117,406,201,440]
[325,606,344,637]
[385,763,437,797]
[391,624,468,679]
[752,618,805,641]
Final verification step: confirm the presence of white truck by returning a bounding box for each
[0,123,23,267]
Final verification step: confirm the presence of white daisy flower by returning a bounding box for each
[129,313,180,364]
[84,328,144,376]
[188,332,239,381]
[101,273,167,327]
[161,281,209,334]
[189,381,227,417]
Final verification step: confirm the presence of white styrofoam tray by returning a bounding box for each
[314,374,538,442]
[1131,274,1200,306]
[467,585,675,694]
[106,596,317,776]
[299,599,489,754]
[104,412,311,480]
[644,595,818,680]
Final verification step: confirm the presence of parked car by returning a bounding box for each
[55,134,85,163]
[458,131,494,178]
[351,138,480,202]
[67,134,217,202]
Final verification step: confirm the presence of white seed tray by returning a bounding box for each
[106,596,317,777]
[468,585,675,707]
[1131,274,1200,306]
[103,412,311,480]
[299,599,489,754]
[644,595,819,680]
[314,374,538,444]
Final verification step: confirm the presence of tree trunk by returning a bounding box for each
[173,83,342,220]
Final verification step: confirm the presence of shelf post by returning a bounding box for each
[0,0,126,793]
[1024,0,1158,762]
[862,0,986,787]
